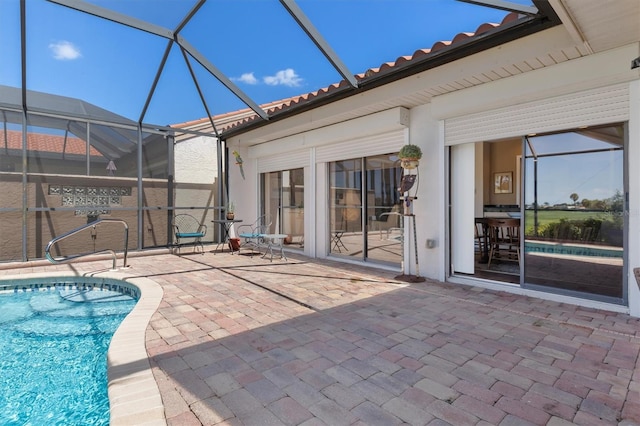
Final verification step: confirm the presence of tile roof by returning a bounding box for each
[2,129,103,157]
[206,12,522,135]
[171,98,294,135]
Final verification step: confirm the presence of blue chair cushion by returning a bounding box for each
[176,232,205,238]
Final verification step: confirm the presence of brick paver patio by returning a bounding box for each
[2,250,639,425]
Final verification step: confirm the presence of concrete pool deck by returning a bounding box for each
[1,250,639,425]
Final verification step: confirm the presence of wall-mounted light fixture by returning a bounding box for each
[632,56,640,70]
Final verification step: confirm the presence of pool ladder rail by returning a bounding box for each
[45,219,129,270]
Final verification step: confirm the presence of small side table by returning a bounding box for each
[259,234,288,261]
[212,219,243,254]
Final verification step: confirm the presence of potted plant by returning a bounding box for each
[398,144,422,169]
[226,201,235,220]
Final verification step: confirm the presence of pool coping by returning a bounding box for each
[0,270,166,426]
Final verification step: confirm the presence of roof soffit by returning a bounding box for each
[549,0,640,53]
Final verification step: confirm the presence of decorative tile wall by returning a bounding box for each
[48,185,132,216]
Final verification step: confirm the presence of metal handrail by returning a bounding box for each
[45,219,129,270]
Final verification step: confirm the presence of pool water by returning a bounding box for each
[525,240,623,258]
[0,287,137,425]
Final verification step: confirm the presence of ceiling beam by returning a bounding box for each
[47,0,174,39]
[139,40,174,124]
[177,36,268,120]
[547,0,594,54]
[180,47,220,138]
[174,0,206,35]
[279,0,358,88]
[48,0,268,121]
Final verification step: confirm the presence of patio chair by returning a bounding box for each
[236,214,272,257]
[172,214,207,254]
[486,217,520,268]
[379,211,403,240]
[371,205,403,240]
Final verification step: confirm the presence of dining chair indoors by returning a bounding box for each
[486,217,520,268]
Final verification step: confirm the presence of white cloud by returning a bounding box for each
[233,72,258,85]
[49,41,81,60]
[263,68,302,87]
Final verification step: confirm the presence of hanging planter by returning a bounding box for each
[398,144,422,169]
[401,158,420,169]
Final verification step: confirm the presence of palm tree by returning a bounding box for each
[570,193,579,206]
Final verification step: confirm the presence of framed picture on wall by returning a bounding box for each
[494,171,513,194]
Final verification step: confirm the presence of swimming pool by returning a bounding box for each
[525,240,623,258]
[0,277,138,425]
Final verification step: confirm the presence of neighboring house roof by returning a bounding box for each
[171,98,294,136]
[1,129,104,158]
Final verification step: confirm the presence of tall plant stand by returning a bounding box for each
[395,210,425,283]
[394,168,425,283]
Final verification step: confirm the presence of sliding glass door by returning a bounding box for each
[366,155,404,264]
[328,154,403,266]
[523,125,624,301]
[262,168,304,248]
[450,123,625,303]
[450,140,521,282]
[329,159,363,256]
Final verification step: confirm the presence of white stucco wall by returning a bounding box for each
[173,135,218,240]
[406,103,445,280]
[224,39,640,316]
[435,45,639,316]
[227,145,258,230]
[174,135,217,184]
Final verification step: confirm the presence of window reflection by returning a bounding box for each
[456,123,625,302]
[262,168,304,248]
[329,154,403,266]
[524,125,624,299]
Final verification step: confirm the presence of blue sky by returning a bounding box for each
[0,0,527,126]
[524,131,624,205]
[526,152,623,206]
